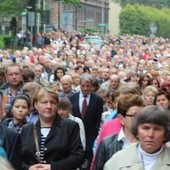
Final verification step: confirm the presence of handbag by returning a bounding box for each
[33,125,41,163]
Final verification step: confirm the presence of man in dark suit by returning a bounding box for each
[70,73,103,170]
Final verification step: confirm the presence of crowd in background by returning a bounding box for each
[0,30,170,169]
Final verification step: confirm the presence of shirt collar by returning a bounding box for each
[80,92,90,98]
[117,128,127,142]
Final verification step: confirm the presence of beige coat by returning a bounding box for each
[104,143,170,170]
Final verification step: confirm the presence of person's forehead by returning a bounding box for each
[61,78,71,83]
[56,69,63,72]
[139,123,165,128]
[102,69,109,73]
[145,91,155,96]
[7,66,20,72]
[157,94,167,99]
[128,105,143,111]
[80,79,91,84]
[58,106,69,110]
[110,75,119,80]
[35,65,42,70]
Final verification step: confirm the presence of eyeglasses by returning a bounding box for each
[125,114,136,120]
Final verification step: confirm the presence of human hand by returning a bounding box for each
[28,164,43,170]
[37,164,51,170]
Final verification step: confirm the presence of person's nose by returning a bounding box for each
[83,86,87,91]
[46,102,52,108]
[12,74,16,78]
[159,100,164,105]
[19,107,23,112]
[148,129,154,137]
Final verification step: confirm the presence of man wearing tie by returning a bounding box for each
[70,73,103,170]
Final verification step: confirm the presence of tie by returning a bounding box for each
[82,96,87,119]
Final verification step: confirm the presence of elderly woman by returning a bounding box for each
[104,105,170,170]
[143,85,158,105]
[21,88,84,170]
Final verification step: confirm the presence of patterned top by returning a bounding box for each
[40,128,50,163]
[0,83,23,118]
[59,89,77,101]
[3,118,27,133]
[6,86,23,113]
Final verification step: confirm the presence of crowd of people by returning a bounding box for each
[0,30,170,170]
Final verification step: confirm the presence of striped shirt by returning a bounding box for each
[40,127,50,163]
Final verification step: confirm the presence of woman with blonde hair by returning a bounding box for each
[21,88,84,170]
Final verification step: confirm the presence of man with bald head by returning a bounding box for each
[59,74,77,100]
[100,74,120,92]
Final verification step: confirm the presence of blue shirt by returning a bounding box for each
[26,110,39,124]
[59,89,77,101]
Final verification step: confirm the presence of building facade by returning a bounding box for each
[46,0,109,32]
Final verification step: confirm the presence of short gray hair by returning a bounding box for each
[60,75,73,83]
[131,105,170,143]
[79,73,93,84]
[143,85,158,96]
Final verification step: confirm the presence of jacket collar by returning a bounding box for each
[35,114,62,141]
[118,143,170,168]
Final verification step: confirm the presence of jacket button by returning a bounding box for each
[43,160,47,163]
[44,148,47,151]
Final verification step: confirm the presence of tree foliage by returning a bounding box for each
[0,0,27,16]
[54,0,81,6]
[119,4,170,38]
[114,0,170,8]
[0,0,81,16]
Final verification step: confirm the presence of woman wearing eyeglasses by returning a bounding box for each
[21,88,84,170]
[104,105,170,170]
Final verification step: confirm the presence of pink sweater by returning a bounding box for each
[90,118,122,170]
[97,118,122,146]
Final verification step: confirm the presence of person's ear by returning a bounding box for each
[34,102,38,110]
[117,113,125,126]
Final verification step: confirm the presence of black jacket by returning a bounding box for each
[93,133,123,170]
[0,123,22,170]
[21,114,85,170]
[70,92,103,156]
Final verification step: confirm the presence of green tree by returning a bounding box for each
[0,0,27,16]
[113,0,170,8]
[0,0,81,16]
[54,0,81,6]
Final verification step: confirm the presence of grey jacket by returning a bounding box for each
[104,143,170,170]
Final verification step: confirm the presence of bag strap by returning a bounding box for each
[33,126,41,163]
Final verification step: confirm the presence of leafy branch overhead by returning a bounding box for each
[54,0,81,6]
[0,0,27,15]
[113,0,170,8]
[0,0,81,16]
